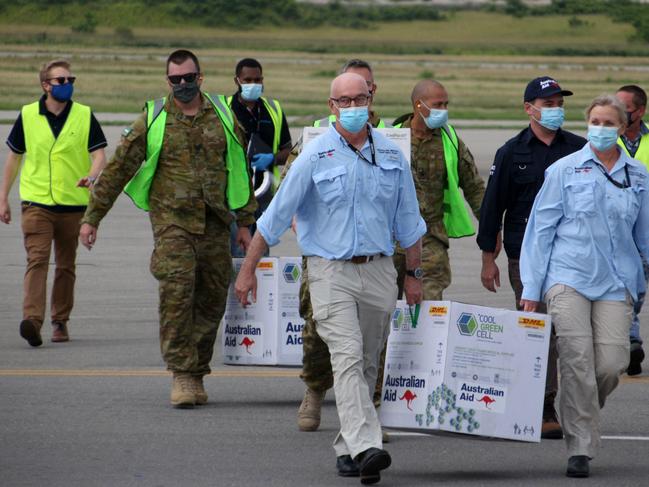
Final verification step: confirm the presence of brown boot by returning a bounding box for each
[51,320,69,343]
[171,373,196,408]
[297,387,325,431]
[541,404,563,439]
[192,376,208,405]
[20,319,43,347]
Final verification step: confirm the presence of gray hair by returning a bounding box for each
[585,94,627,127]
[340,58,373,75]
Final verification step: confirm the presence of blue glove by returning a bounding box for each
[251,153,274,171]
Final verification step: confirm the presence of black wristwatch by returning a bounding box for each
[406,267,423,279]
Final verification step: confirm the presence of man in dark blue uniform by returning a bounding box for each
[477,76,587,439]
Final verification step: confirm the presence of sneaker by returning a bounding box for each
[297,387,325,431]
[355,447,391,485]
[566,455,589,478]
[192,375,208,405]
[541,404,563,440]
[627,341,644,376]
[19,319,42,347]
[171,373,196,408]
[51,320,69,343]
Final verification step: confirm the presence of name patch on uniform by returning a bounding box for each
[122,127,133,137]
[318,149,336,159]
[574,166,593,174]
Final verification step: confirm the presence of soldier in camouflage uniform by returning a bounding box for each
[79,50,256,408]
[392,79,485,300]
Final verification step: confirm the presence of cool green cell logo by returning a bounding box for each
[392,308,404,330]
[282,263,301,283]
[456,312,478,336]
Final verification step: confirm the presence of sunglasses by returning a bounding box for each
[47,76,76,85]
[167,72,199,85]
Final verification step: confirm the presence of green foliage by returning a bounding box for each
[504,0,528,18]
[419,70,435,79]
[71,12,98,33]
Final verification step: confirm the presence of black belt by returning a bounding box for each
[347,254,384,264]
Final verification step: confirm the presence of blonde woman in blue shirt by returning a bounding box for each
[520,95,649,479]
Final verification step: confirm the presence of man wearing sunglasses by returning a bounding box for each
[1,59,107,347]
[79,49,256,409]
[391,79,484,303]
[227,57,292,257]
[235,72,425,484]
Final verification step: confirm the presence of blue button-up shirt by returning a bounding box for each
[521,143,649,302]
[257,125,426,260]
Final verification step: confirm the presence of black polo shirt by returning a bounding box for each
[477,126,587,259]
[6,95,107,155]
[5,95,108,212]
[229,93,291,154]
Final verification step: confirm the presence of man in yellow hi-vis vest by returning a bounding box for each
[616,84,649,376]
[228,58,292,257]
[79,50,256,408]
[0,59,107,347]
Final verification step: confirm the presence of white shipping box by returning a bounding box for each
[380,301,551,442]
[221,257,304,366]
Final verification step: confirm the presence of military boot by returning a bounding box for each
[297,387,325,431]
[171,373,196,408]
[19,319,43,347]
[192,375,208,405]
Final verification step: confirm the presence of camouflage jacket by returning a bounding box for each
[83,94,256,235]
[398,115,485,248]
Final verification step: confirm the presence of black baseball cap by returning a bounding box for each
[524,76,573,102]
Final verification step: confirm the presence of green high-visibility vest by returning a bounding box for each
[394,122,475,238]
[123,93,250,211]
[20,100,92,206]
[313,114,387,128]
[618,132,649,169]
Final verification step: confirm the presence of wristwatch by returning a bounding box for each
[406,267,423,279]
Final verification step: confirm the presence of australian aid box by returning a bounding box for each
[221,257,303,366]
[380,301,551,442]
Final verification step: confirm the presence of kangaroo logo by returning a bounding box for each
[399,390,417,411]
[239,336,255,354]
[477,395,496,409]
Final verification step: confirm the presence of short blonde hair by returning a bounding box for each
[39,59,71,84]
[585,94,627,127]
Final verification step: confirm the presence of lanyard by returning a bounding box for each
[597,163,631,189]
[345,126,376,166]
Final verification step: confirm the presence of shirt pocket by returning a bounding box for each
[626,184,645,223]
[374,161,403,202]
[312,165,347,208]
[565,181,597,217]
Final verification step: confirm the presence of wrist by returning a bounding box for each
[405,267,423,279]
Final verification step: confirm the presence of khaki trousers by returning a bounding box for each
[21,205,83,324]
[545,284,632,458]
[308,255,398,458]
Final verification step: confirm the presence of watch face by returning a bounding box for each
[414,268,423,279]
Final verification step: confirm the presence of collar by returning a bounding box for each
[577,143,635,175]
[38,94,72,118]
[397,113,440,140]
[165,92,209,116]
[522,125,565,145]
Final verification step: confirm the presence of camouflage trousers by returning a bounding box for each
[150,217,231,376]
[300,236,451,402]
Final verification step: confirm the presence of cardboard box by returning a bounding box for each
[221,257,304,366]
[380,301,551,442]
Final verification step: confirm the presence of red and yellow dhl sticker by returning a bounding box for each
[428,306,448,316]
[518,316,545,329]
[257,262,274,269]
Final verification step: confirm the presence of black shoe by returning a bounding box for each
[20,319,42,347]
[627,342,644,376]
[336,455,360,477]
[566,455,589,478]
[541,404,563,440]
[355,448,391,485]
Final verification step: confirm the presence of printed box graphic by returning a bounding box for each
[380,301,551,442]
[221,257,303,366]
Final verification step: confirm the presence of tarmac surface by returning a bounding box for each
[1,124,648,487]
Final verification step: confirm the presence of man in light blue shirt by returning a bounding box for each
[235,72,425,485]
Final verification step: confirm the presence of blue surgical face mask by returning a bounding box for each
[588,125,620,152]
[240,83,263,101]
[531,105,564,131]
[338,106,369,133]
[51,83,74,102]
[420,108,448,129]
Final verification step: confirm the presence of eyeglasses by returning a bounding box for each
[330,95,370,108]
[47,77,76,85]
[167,72,199,85]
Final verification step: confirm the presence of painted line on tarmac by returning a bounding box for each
[385,432,649,441]
[0,369,300,378]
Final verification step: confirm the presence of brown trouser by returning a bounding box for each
[508,257,558,406]
[21,205,83,325]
